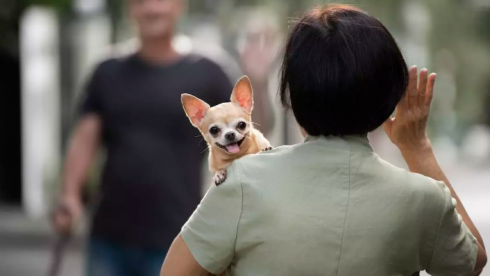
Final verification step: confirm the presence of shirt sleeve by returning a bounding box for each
[78,62,105,117]
[181,162,242,274]
[426,181,478,276]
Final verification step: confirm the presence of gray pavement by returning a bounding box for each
[0,207,84,276]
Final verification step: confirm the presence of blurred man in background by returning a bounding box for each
[52,0,273,275]
[235,8,281,137]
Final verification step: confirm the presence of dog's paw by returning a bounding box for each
[262,146,273,152]
[214,170,227,186]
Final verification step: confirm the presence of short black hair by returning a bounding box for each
[280,4,408,137]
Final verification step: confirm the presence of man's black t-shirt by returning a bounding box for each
[80,53,233,249]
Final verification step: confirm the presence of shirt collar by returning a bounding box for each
[304,134,373,153]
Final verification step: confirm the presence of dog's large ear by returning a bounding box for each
[181,94,210,127]
[231,76,254,113]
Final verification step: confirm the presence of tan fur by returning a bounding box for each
[209,127,268,172]
[181,76,271,185]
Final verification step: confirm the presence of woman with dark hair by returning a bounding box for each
[161,4,487,276]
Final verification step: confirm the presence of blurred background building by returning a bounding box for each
[0,0,489,275]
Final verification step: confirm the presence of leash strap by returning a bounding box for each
[47,204,72,276]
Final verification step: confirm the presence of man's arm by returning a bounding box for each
[53,114,101,234]
[62,114,101,198]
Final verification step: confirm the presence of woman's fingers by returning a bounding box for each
[406,66,418,108]
[425,73,437,107]
[398,66,436,117]
[417,69,428,105]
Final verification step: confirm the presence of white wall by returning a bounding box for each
[20,7,60,218]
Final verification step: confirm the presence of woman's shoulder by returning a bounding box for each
[221,145,298,186]
[234,144,299,169]
[373,156,447,204]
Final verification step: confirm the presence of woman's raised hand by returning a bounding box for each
[383,66,437,152]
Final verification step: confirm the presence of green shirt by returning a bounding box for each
[181,135,478,276]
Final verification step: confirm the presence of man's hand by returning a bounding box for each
[52,195,82,236]
[383,66,437,153]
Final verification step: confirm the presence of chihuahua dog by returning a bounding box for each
[182,76,272,185]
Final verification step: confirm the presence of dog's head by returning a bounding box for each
[181,76,254,154]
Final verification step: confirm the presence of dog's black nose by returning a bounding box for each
[225,132,236,141]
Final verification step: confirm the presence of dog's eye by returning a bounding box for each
[237,122,247,130]
[209,126,220,135]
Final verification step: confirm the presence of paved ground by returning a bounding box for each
[0,162,488,276]
[0,208,85,276]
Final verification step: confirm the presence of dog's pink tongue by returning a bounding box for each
[226,143,240,154]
